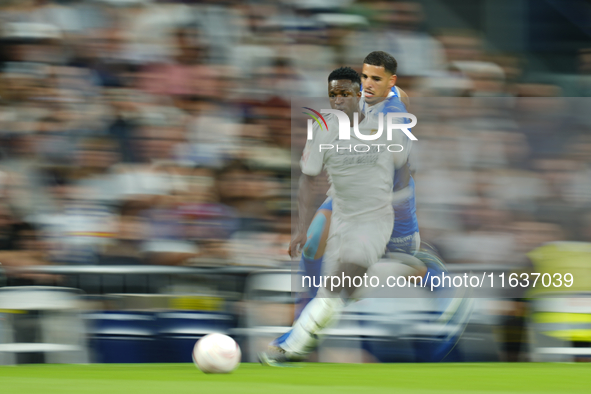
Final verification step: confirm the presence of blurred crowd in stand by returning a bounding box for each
[0,0,589,282]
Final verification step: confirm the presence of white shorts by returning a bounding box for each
[322,209,394,276]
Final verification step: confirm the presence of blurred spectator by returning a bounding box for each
[371,1,446,80]
[98,202,146,265]
[0,0,588,273]
[0,202,54,282]
[138,27,220,98]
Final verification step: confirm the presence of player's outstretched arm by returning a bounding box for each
[398,87,410,110]
[289,174,316,258]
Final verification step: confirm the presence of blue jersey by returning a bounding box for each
[391,175,418,237]
[385,87,419,238]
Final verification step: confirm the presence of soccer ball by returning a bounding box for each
[192,333,241,374]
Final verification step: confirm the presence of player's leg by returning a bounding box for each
[407,240,474,361]
[265,213,345,363]
[262,213,393,364]
[387,232,448,289]
[278,262,366,360]
[294,198,332,318]
[387,233,426,277]
[388,228,463,312]
[270,199,332,351]
[413,241,451,291]
[386,234,472,361]
[388,176,449,288]
[387,191,472,360]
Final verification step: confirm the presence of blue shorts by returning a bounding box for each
[387,231,421,255]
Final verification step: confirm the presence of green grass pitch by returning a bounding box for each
[1,363,590,394]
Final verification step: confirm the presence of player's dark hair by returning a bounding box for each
[328,67,361,88]
[363,51,398,75]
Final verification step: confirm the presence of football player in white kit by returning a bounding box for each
[294,52,465,313]
[260,66,411,364]
[291,52,449,317]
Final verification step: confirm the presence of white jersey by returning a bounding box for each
[359,89,398,116]
[301,112,409,220]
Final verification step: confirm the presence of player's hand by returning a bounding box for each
[288,231,307,258]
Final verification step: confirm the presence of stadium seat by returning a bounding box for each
[86,311,158,363]
[0,286,89,365]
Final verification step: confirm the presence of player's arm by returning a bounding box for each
[289,173,316,258]
[289,121,326,257]
[380,90,412,172]
[297,174,317,232]
[398,87,410,110]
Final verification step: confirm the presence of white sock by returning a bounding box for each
[282,291,344,357]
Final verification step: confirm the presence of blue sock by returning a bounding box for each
[274,329,292,347]
[294,255,323,320]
